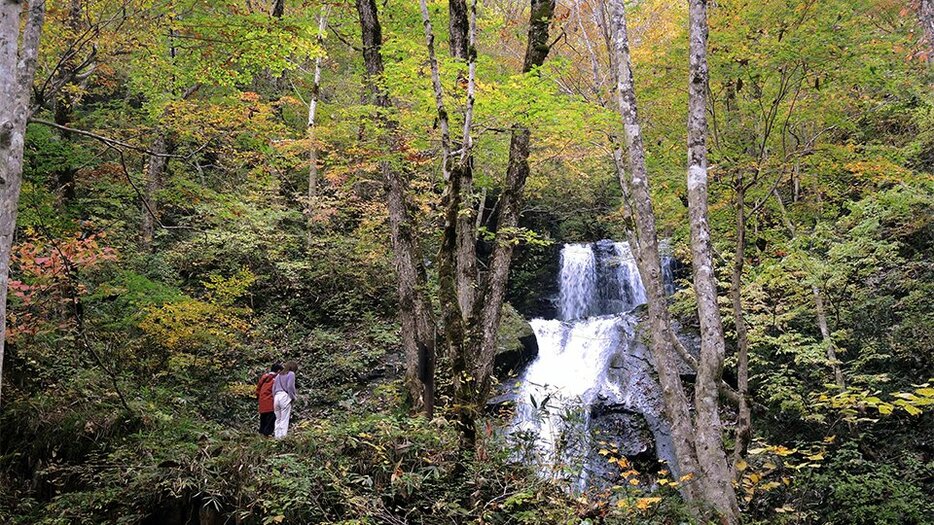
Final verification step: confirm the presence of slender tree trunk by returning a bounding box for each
[812,285,844,388]
[731,183,752,469]
[449,0,470,60]
[53,0,83,204]
[607,0,703,502]
[0,0,47,407]
[54,103,77,203]
[140,132,168,250]
[306,5,329,246]
[418,0,464,423]
[449,0,479,320]
[356,0,437,417]
[686,0,740,520]
[772,188,845,389]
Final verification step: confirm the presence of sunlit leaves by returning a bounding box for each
[812,383,934,421]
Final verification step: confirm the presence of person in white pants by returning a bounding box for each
[272,361,298,439]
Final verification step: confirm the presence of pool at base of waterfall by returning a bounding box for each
[508,240,682,492]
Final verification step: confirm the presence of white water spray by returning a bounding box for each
[511,241,677,490]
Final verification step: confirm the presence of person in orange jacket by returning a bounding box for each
[256,363,283,436]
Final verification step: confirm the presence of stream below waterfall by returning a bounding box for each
[510,240,681,491]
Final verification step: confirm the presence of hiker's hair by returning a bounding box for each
[283,361,298,373]
[270,363,283,373]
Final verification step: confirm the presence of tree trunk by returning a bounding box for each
[271,0,284,19]
[449,0,478,320]
[53,0,83,204]
[306,5,329,246]
[813,285,844,388]
[449,0,469,60]
[607,0,703,502]
[0,0,47,407]
[418,0,466,429]
[419,0,481,443]
[356,0,437,417]
[439,0,555,445]
[140,132,168,250]
[54,100,77,203]
[920,0,934,67]
[772,188,845,389]
[731,183,752,470]
[685,0,740,520]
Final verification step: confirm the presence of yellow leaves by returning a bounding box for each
[203,268,256,306]
[893,392,920,401]
[760,481,782,491]
[225,382,256,397]
[629,0,687,64]
[735,459,749,472]
[141,298,250,351]
[240,91,260,103]
[139,272,254,373]
[750,444,796,456]
[614,496,661,512]
[844,159,915,188]
[814,377,934,421]
[635,497,661,510]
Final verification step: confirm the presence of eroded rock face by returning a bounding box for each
[586,405,656,487]
[595,328,678,483]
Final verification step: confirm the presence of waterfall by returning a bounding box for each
[511,241,677,490]
[558,243,597,321]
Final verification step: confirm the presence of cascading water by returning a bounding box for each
[512,240,677,491]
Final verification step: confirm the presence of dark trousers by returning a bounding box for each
[259,411,276,436]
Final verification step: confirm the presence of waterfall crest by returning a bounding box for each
[512,240,677,490]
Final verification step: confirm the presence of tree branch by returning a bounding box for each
[28,118,184,158]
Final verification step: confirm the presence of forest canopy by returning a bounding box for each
[0,0,932,524]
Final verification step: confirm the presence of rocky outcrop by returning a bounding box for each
[494,303,538,378]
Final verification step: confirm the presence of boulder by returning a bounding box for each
[493,303,539,378]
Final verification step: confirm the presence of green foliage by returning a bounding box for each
[5,0,934,524]
[808,445,933,525]
[4,406,690,525]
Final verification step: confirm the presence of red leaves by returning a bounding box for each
[6,230,118,341]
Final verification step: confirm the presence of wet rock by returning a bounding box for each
[494,303,538,378]
[586,405,656,488]
[602,329,679,479]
